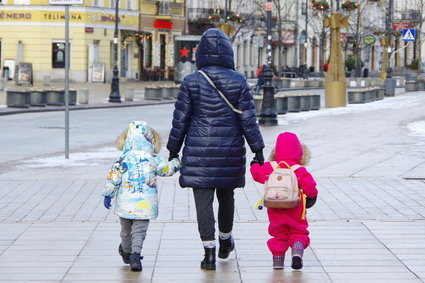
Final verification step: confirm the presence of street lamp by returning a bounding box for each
[258,0,278,126]
[109,0,121,103]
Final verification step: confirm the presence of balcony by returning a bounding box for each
[187,8,216,23]
[157,0,184,18]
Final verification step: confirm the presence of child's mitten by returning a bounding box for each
[305,196,317,209]
[103,196,112,209]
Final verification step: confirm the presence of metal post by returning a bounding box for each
[65,5,70,159]
[384,0,396,95]
[259,0,277,126]
[336,0,340,12]
[386,0,393,79]
[109,0,121,103]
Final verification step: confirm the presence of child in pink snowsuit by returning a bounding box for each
[250,132,318,270]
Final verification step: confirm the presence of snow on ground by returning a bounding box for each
[407,120,425,138]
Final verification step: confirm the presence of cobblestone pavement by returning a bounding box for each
[0,81,425,282]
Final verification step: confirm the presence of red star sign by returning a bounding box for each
[180,46,189,58]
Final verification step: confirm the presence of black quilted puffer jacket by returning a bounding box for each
[167,28,264,189]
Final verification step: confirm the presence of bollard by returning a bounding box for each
[0,78,4,91]
[79,88,89,104]
[125,87,134,102]
[43,75,51,86]
[253,95,262,116]
[384,78,396,96]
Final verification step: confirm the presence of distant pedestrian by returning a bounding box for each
[255,65,266,94]
[250,132,318,270]
[167,28,265,271]
[102,121,181,272]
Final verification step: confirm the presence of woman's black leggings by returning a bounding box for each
[192,188,235,241]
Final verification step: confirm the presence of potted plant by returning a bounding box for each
[227,13,243,23]
[311,0,329,11]
[208,14,222,22]
[341,1,359,11]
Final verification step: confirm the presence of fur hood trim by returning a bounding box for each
[269,143,311,166]
[116,125,162,154]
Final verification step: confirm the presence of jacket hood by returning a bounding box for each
[196,28,234,70]
[116,121,161,154]
[274,132,303,164]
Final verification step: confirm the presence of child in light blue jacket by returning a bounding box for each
[103,121,180,272]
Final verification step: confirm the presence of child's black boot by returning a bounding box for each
[291,241,304,270]
[129,253,143,271]
[118,244,130,264]
[200,247,216,270]
[218,236,235,259]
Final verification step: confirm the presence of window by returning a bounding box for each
[52,42,68,68]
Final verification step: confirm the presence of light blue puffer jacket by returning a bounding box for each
[103,121,181,220]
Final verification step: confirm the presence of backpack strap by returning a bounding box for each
[276,161,302,171]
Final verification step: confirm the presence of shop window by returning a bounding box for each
[93,0,99,7]
[52,42,68,69]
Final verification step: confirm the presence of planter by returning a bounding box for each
[273,78,291,89]
[286,95,301,112]
[348,90,366,104]
[309,94,321,110]
[300,95,311,111]
[6,90,30,108]
[253,95,262,116]
[144,87,162,100]
[30,90,47,106]
[365,89,376,102]
[418,81,425,91]
[161,86,173,100]
[46,90,76,106]
[405,81,418,92]
[274,95,288,114]
[376,88,384,100]
[171,86,180,98]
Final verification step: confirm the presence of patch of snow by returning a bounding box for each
[407,120,425,138]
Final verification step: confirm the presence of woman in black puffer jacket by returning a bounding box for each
[167,28,265,270]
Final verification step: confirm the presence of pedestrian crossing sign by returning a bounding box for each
[402,29,416,41]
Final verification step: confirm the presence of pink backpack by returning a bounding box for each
[263,161,301,209]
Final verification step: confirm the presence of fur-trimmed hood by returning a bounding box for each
[269,132,311,166]
[116,121,162,154]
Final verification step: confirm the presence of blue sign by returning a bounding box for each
[402,29,416,41]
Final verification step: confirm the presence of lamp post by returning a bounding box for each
[258,0,277,126]
[109,0,121,103]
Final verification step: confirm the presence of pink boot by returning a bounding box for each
[291,241,304,270]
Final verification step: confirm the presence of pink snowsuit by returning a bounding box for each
[250,132,318,256]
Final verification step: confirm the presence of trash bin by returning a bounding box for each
[363,68,369,78]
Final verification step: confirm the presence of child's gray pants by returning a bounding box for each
[119,217,149,254]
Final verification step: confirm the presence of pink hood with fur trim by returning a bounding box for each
[275,132,303,165]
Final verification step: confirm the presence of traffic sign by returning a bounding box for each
[402,29,416,42]
[49,0,83,5]
[340,32,347,43]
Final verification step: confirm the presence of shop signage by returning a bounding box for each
[363,35,376,45]
[393,22,409,30]
[85,27,94,33]
[16,62,33,85]
[180,46,189,58]
[153,20,172,30]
